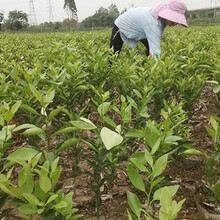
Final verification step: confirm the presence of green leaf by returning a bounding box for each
[56,138,80,153]
[127,209,137,220]
[130,158,149,173]
[70,120,96,130]
[31,153,42,168]
[18,166,34,193]
[43,89,55,108]
[102,91,110,101]
[63,192,73,208]
[51,157,59,172]
[3,111,14,123]
[206,80,219,85]
[153,185,179,201]
[49,106,65,120]
[164,135,183,143]
[151,177,164,188]
[47,151,57,166]
[0,127,10,142]
[55,127,79,135]
[144,123,160,149]
[130,152,146,164]
[116,125,122,134]
[50,166,61,186]
[37,208,44,215]
[79,117,97,128]
[75,85,89,90]
[54,201,67,209]
[210,117,219,141]
[100,127,123,150]
[0,184,14,197]
[3,102,10,111]
[7,148,39,162]
[127,164,145,192]
[35,182,46,201]
[213,84,220,93]
[36,171,51,194]
[145,150,153,168]
[152,154,168,178]
[113,106,121,115]
[151,137,161,155]
[22,127,45,136]
[0,174,8,183]
[8,124,16,131]
[29,84,42,102]
[40,160,49,176]
[182,149,206,156]
[102,116,117,128]
[98,102,111,116]
[46,194,58,204]
[21,104,39,115]
[0,115,4,126]
[171,198,186,219]
[205,126,215,142]
[18,204,38,215]
[159,188,172,215]
[7,185,23,199]
[133,89,142,99]
[126,190,142,218]
[125,129,145,138]
[22,193,42,206]
[13,124,37,132]
[11,100,21,114]
[123,104,132,123]
[6,167,14,180]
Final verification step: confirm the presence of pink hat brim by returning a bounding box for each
[158,8,188,27]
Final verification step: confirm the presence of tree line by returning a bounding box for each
[0,3,124,32]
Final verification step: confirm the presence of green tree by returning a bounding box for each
[96,6,108,14]
[108,4,119,17]
[81,5,119,29]
[64,0,77,19]
[54,21,62,30]
[7,10,28,31]
[64,0,77,30]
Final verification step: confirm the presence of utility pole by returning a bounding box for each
[48,0,54,22]
[29,0,37,25]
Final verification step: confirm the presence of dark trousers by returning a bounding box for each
[109,24,150,56]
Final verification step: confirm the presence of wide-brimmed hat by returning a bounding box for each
[158,0,188,27]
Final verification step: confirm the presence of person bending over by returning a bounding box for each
[109,0,188,59]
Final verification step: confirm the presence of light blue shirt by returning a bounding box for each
[115,7,165,57]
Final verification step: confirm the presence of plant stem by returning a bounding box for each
[146,183,153,211]
[46,119,50,151]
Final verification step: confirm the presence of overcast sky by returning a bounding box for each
[1,0,216,24]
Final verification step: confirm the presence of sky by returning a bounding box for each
[1,0,216,24]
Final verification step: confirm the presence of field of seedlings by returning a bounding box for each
[0,26,220,220]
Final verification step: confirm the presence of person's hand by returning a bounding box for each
[149,52,152,58]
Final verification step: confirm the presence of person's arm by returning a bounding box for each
[144,24,162,58]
